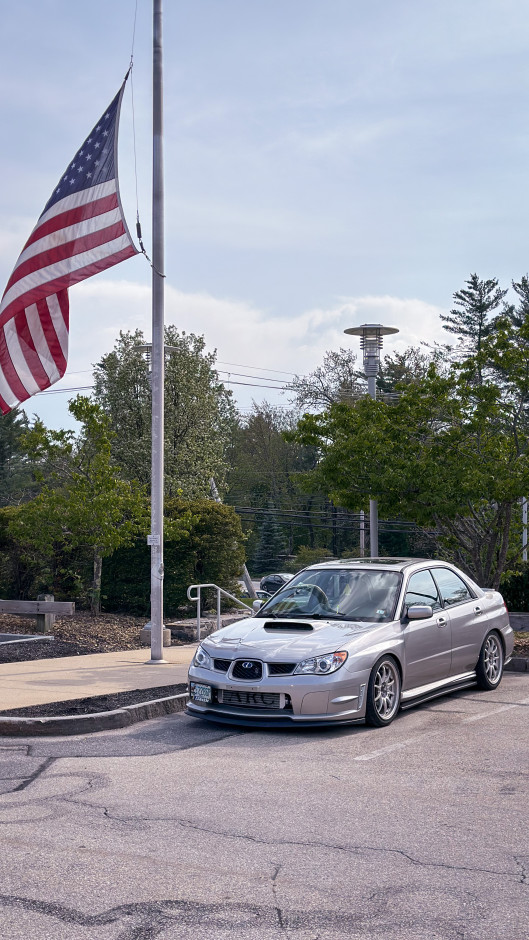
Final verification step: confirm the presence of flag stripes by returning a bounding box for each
[0,81,137,414]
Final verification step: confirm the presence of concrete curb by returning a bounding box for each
[0,691,189,737]
[505,657,529,673]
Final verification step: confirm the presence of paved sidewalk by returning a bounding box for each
[0,645,197,711]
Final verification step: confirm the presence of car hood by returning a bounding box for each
[202,615,379,661]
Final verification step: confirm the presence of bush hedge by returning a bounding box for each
[0,498,246,615]
[101,498,246,615]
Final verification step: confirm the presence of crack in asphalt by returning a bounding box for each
[11,757,56,792]
[37,795,525,887]
[271,862,285,931]
[514,856,528,885]
[0,890,486,940]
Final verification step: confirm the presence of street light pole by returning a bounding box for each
[344,323,399,558]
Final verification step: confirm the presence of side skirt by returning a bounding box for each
[400,672,477,711]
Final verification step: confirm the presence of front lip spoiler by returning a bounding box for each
[186,703,363,729]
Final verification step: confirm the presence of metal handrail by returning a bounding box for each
[186,583,254,641]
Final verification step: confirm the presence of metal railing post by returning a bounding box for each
[186,583,254,644]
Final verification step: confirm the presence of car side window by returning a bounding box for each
[431,568,473,607]
[404,570,442,611]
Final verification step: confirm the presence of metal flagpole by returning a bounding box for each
[148,0,166,663]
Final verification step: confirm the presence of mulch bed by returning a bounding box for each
[0,611,182,663]
[0,683,188,718]
[513,632,529,656]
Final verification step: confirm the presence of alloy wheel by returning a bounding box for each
[373,660,399,720]
[483,634,502,684]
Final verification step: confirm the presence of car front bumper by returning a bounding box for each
[187,660,371,726]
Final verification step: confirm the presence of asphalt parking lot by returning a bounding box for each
[0,672,527,940]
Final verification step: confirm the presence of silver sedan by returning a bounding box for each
[187,558,514,728]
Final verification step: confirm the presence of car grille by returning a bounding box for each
[220,690,282,709]
[232,660,263,680]
[267,662,296,675]
[213,658,231,672]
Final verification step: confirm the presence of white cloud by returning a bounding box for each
[19,279,450,428]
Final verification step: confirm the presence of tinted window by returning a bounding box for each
[404,570,442,611]
[432,568,472,607]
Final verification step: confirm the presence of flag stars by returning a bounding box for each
[102,130,109,137]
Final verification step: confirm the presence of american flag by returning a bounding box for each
[0,80,137,414]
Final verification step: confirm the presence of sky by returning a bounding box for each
[1,0,529,428]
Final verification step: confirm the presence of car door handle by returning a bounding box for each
[437,617,447,627]
[474,606,481,614]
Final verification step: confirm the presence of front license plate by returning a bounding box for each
[191,682,212,703]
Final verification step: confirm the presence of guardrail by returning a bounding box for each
[186,583,254,641]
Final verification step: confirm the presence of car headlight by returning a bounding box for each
[293,651,348,675]
[193,646,213,670]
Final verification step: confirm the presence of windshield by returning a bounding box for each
[256,567,402,622]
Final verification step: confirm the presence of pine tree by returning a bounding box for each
[252,506,287,575]
[441,274,507,382]
[0,408,32,505]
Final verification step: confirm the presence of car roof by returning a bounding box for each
[305,557,430,573]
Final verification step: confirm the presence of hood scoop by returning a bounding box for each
[263,621,314,631]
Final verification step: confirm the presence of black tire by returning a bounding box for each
[476,631,504,690]
[365,656,401,727]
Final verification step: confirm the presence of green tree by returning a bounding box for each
[252,505,287,575]
[93,327,235,498]
[9,396,148,613]
[226,402,334,558]
[292,349,529,589]
[0,408,33,505]
[377,346,431,394]
[440,274,507,382]
[289,348,363,411]
[101,498,246,615]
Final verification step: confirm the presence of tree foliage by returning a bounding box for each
[101,498,246,615]
[8,396,148,612]
[292,293,529,589]
[0,409,33,505]
[92,327,235,498]
[440,273,507,383]
[289,348,364,411]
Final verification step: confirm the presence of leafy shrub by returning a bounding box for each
[101,498,246,615]
[500,564,529,612]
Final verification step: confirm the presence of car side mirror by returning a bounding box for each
[406,604,434,620]
[252,599,264,612]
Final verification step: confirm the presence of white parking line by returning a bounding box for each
[354,736,423,761]
[463,695,529,723]
[354,693,529,760]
